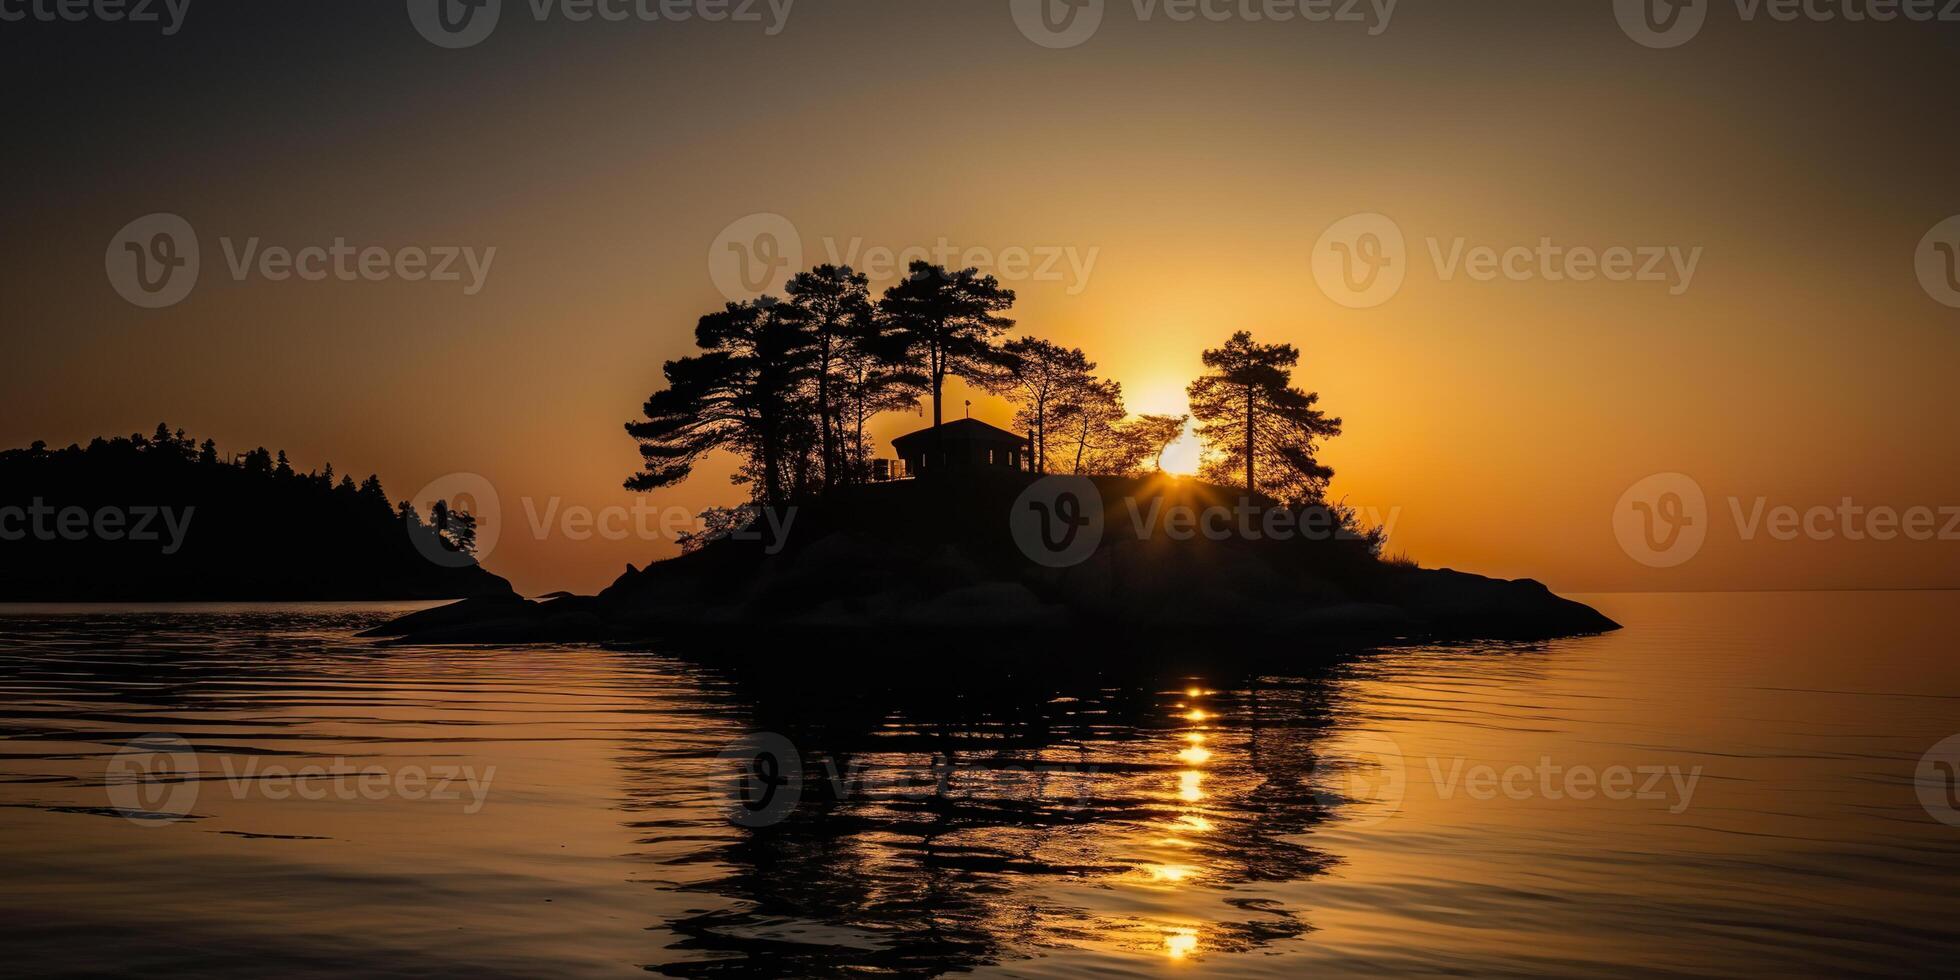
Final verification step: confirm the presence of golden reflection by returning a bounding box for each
[1150,864,1196,883]
[1164,927,1199,959]
[1145,690,1213,910]
[1178,770,1204,803]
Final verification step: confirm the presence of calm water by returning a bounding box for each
[0,592,1955,977]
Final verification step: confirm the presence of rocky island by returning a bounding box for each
[364,473,1617,647]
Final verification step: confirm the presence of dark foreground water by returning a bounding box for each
[0,592,1956,977]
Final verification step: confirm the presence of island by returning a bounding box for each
[363,471,1617,646]
[369,260,1615,646]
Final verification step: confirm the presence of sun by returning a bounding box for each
[1157,423,1201,476]
[1127,377,1202,476]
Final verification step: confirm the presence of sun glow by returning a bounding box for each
[1164,928,1199,959]
[1156,423,1202,476]
[1178,770,1204,803]
[1150,864,1196,882]
[1128,379,1202,476]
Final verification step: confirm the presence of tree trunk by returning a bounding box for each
[930,343,945,474]
[1034,403,1045,473]
[1244,386,1255,495]
[760,420,783,508]
[817,345,835,492]
[854,408,868,483]
[932,372,944,430]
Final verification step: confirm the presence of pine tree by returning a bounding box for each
[1187,331,1343,503]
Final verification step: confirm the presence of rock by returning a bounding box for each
[1386,568,1620,638]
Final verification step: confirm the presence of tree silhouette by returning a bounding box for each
[878,262,1016,452]
[785,265,874,492]
[835,315,924,483]
[974,336,1093,474]
[1054,377,1126,475]
[1122,413,1190,473]
[428,499,479,556]
[625,299,818,507]
[1187,331,1342,503]
[358,474,389,510]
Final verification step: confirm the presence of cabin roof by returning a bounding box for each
[891,418,1028,451]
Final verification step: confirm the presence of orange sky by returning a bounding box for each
[4,2,1956,595]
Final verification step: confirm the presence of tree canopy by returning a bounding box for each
[625,299,821,506]
[974,336,1093,474]
[1187,331,1343,503]
[877,261,1016,435]
[784,264,875,492]
[626,271,1349,510]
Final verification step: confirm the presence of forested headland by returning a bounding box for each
[0,425,512,601]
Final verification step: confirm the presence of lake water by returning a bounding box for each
[1,592,1955,977]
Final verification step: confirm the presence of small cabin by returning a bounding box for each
[890,418,1030,477]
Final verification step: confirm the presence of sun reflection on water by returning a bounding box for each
[1178,770,1204,802]
[1165,927,1200,959]
[1159,686,1214,902]
[1150,864,1196,882]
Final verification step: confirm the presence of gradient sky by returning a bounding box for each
[4,1,1957,595]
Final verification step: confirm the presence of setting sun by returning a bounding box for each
[1157,425,1202,476]
[1128,380,1202,476]
[5,3,1956,978]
